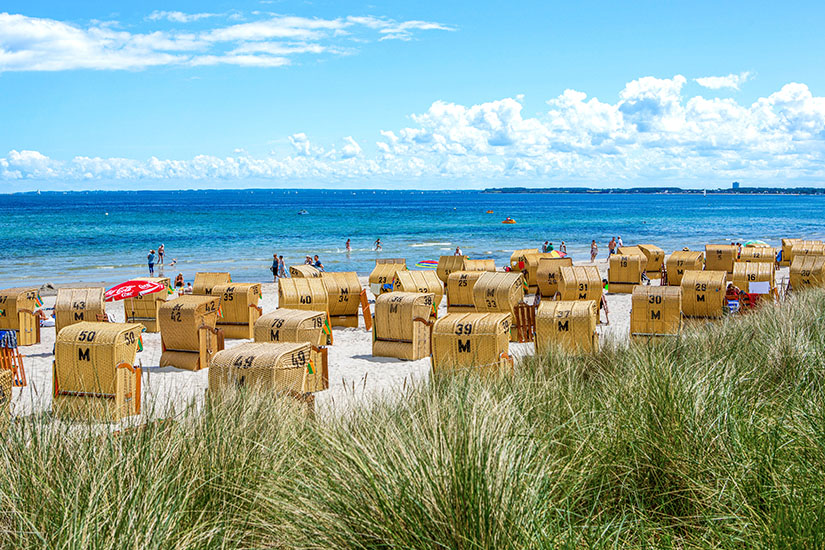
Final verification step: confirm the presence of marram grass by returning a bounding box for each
[2,291,825,549]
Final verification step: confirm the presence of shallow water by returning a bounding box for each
[2,189,823,286]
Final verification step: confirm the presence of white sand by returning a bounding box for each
[10,261,790,422]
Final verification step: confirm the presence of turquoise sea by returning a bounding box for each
[2,190,824,286]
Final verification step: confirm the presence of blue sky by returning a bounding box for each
[1,0,824,190]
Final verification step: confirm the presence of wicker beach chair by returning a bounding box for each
[52,321,144,420]
[159,295,225,371]
[372,292,436,361]
[254,308,330,392]
[0,287,41,346]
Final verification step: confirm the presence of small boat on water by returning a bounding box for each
[486,210,494,214]
[501,217,516,224]
[298,209,309,215]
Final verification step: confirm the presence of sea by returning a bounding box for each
[2,189,824,287]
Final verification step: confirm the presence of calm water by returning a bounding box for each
[1,190,824,286]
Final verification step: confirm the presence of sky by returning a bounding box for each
[1,0,825,191]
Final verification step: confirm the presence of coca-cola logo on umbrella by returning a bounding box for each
[105,280,166,302]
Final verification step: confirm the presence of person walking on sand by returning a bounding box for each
[271,254,279,282]
[374,238,382,251]
[147,249,155,275]
[345,239,352,252]
[278,255,287,278]
[158,244,165,266]
[590,240,598,262]
[617,236,624,249]
[608,237,616,256]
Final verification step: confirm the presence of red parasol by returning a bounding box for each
[105,280,166,302]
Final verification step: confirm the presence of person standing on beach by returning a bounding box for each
[617,236,624,248]
[345,239,352,252]
[560,241,567,254]
[590,240,598,262]
[608,237,616,256]
[542,240,549,253]
[147,249,155,275]
[158,244,165,266]
[271,254,279,282]
[454,246,463,256]
[374,238,382,251]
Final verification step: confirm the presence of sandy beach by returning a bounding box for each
[7,259,791,423]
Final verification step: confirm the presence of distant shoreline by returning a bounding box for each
[8,186,825,196]
[483,187,825,195]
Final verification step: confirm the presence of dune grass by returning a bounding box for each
[1,291,824,548]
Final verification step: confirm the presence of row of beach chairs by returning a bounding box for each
[2,237,824,422]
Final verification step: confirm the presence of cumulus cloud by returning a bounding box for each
[3,76,825,185]
[0,11,453,72]
[695,71,752,90]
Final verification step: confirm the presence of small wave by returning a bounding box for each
[410,242,452,248]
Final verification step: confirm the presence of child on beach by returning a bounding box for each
[148,250,155,275]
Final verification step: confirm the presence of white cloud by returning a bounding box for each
[695,71,752,90]
[0,11,454,72]
[147,11,221,23]
[346,16,455,41]
[4,76,825,186]
[341,137,362,159]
